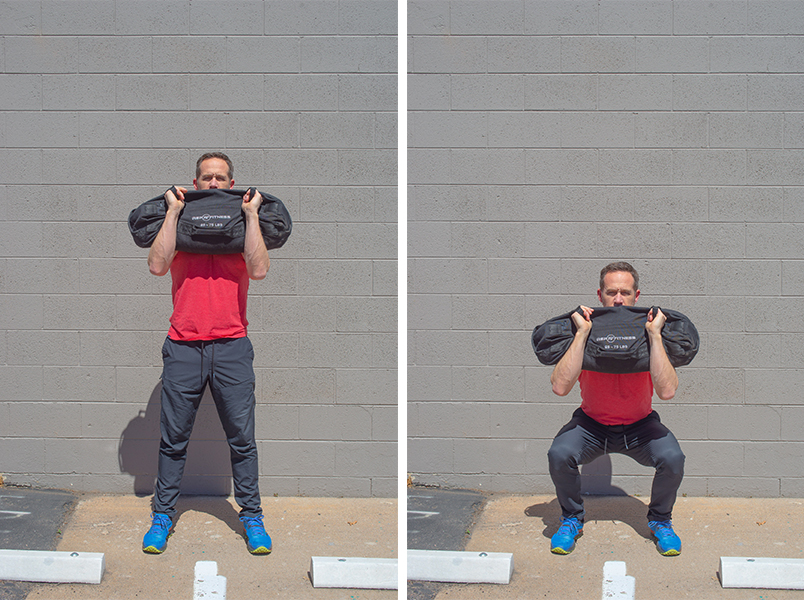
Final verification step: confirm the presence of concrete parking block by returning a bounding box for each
[720,556,804,590]
[309,556,398,589]
[0,549,104,584]
[407,549,514,584]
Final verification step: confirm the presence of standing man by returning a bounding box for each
[546,262,685,556]
[142,152,272,555]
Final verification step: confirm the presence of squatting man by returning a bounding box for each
[546,261,685,556]
[141,152,272,556]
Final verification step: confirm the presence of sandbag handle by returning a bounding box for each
[166,186,259,206]
[575,305,662,319]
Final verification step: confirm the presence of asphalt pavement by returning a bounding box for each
[407,488,487,600]
[0,488,77,600]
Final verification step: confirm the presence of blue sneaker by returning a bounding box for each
[550,516,583,554]
[142,513,172,554]
[649,520,681,556]
[240,514,272,555]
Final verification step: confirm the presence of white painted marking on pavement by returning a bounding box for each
[194,561,226,599]
[407,510,439,519]
[602,561,635,599]
[0,510,31,519]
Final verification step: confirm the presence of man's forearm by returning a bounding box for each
[649,332,679,400]
[147,209,180,276]
[243,213,270,280]
[550,331,588,396]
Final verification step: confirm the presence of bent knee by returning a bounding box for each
[547,442,578,470]
[658,448,685,473]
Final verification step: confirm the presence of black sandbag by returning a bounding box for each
[531,305,699,374]
[128,187,292,254]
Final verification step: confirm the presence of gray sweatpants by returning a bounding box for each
[547,408,685,523]
[152,336,261,520]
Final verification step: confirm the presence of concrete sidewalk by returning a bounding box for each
[23,494,397,600]
[429,494,804,599]
[12,490,804,598]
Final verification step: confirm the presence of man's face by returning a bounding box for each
[194,158,234,190]
[597,271,639,307]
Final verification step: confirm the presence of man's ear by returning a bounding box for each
[229,179,235,189]
[596,288,603,304]
[193,178,199,190]
[634,289,640,303]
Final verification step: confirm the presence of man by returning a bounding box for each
[546,261,685,556]
[141,152,272,555]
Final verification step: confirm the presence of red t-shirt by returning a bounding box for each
[579,370,654,426]
[167,251,249,341]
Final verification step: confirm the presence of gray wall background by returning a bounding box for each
[0,0,397,498]
[408,0,804,498]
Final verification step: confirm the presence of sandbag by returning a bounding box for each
[531,305,699,374]
[128,187,292,254]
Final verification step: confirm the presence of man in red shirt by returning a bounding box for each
[141,152,272,556]
[547,262,685,556]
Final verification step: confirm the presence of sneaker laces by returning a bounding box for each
[150,513,171,532]
[650,520,675,537]
[240,514,265,530]
[558,517,581,536]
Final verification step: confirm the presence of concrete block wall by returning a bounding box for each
[0,0,397,498]
[408,0,804,497]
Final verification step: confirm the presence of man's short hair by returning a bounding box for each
[599,261,639,291]
[196,152,233,179]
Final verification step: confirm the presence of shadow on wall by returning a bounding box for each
[118,382,233,498]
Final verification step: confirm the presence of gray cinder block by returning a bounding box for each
[673,1,746,35]
[5,36,78,73]
[410,36,486,74]
[523,0,598,35]
[601,2,672,35]
[188,0,263,35]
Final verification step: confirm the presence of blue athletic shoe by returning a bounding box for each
[550,516,583,554]
[240,514,272,555]
[649,520,681,556]
[142,513,173,554]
